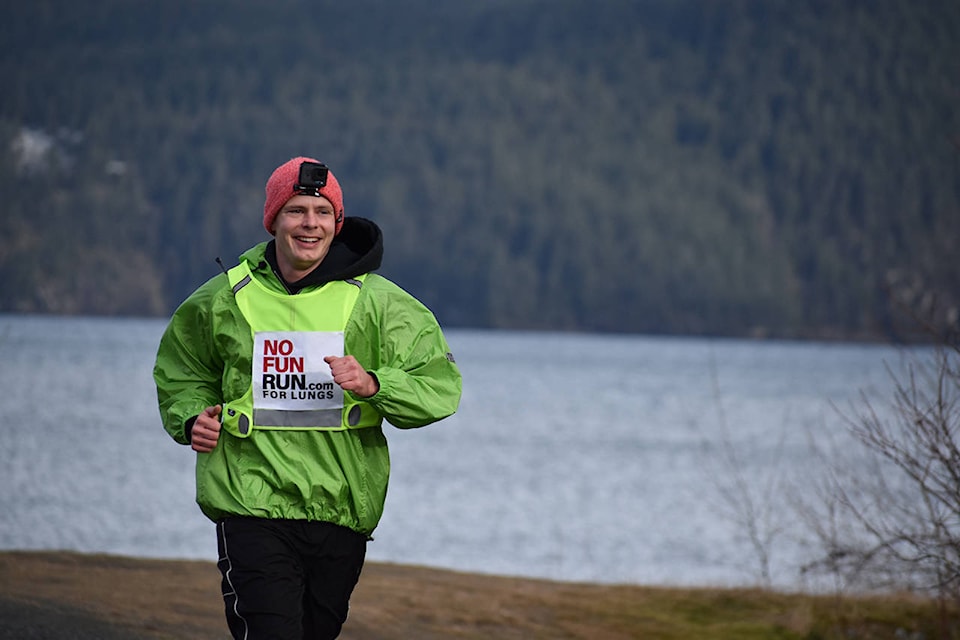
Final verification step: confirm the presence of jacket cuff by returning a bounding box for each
[183,416,198,445]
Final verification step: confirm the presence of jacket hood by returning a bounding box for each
[241,217,384,294]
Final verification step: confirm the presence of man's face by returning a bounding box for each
[271,194,337,281]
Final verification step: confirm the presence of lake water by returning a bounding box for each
[0,314,920,589]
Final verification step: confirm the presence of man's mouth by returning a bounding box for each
[295,237,319,244]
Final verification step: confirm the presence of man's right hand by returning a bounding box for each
[191,404,222,453]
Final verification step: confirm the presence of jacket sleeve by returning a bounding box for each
[153,276,228,444]
[350,276,462,429]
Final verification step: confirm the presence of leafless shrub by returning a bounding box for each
[698,352,790,588]
[798,345,960,614]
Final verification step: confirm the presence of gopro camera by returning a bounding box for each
[295,161,328,196]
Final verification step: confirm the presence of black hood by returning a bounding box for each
[264,217,384,294]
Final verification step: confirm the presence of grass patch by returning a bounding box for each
[0,552,955,639]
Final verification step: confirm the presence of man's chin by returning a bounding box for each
[292,251,328,270]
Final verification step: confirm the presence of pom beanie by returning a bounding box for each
[263,156,345,235]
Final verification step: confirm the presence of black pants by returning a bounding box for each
[216,517,367,640]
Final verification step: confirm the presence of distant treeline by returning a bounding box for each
[1,0,958,341]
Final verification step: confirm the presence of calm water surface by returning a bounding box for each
[0,314,915,588]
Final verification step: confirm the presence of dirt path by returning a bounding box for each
[0,551,647,639]
[1,551,950,639]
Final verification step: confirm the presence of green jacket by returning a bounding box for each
[154,224,461,535]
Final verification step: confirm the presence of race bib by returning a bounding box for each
[253,331,344,411]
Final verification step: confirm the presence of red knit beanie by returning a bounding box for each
[263,156,345,235]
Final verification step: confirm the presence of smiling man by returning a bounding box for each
[153,156,462,640]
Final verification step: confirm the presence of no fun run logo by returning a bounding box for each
[259,337,336,402]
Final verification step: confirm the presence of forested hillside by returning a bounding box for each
[1,0,957,340]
